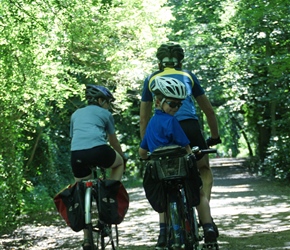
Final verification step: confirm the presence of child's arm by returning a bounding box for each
[185,144,193,155]
[139,147,149,159]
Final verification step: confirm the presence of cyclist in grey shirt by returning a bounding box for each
[70,84,126,250]
[70,84,125,182]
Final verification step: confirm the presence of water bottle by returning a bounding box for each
[170,201,181,246]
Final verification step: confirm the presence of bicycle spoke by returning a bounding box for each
[95,224,118,250]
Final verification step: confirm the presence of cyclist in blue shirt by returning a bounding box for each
[70,84,126,250]
[139,77,191,156]
[140,43,221,247]
[139,77,217,248]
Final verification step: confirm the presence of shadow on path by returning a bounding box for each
[1,160,290,249]
[211,165,290,250]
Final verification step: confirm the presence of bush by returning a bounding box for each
[261,136,290,181]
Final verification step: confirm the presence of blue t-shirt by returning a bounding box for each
[140,109,190,152]
[141,67,205,121]
[70,105,115,151]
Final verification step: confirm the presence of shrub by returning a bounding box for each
[262,136,290,181]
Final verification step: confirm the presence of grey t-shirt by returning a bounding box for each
[70,105,115,151]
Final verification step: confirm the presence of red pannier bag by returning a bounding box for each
[53,182,85,232]
[96,179,129,225]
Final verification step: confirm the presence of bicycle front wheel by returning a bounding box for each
[183,203,200,250]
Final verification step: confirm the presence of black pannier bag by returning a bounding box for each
[96,179,129,225]
[53,182,85,232]
[143,146,202,212]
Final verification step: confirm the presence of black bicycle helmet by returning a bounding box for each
[156,43,184,65]
[85,84,115,103]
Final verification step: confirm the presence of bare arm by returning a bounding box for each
[108,133,124,158]
[139,147,149,159]
[195,94,219,139]
[139,101,153,139]
[185,145,193,154]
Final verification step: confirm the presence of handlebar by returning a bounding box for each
[192,146,217,155]
[140,146,217,161]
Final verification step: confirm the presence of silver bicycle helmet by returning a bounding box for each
[150,77,187,100]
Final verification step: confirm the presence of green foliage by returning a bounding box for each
[0,0,172,233]
[160,0,290,174]
[0,155,25,233]
[0,0,289,234]
[261,136,290,181]
[21,184,54,215]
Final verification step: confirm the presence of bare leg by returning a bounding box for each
[196,155,219,238]
[197,155,213,201]
[109,151,124,181]
[195,189,212,225]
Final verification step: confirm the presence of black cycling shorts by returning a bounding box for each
[71,145,116,178]
[178,119,207,150]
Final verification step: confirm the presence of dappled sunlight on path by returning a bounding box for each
[117,187,159,247]
[1,160,290,249]
[211,165,290,249]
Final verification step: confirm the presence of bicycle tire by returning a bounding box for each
[97,224,119,250]
[87,223,95,249]
[190,207,200,250]
[165,202,174,249]
[166,189,199,250]
[84,186,96,249]
[185,207,199,250]
[166,191,184,249]
[179,194,195,250]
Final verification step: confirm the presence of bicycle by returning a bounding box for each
[82,167,120,250]
[143,145,218,250]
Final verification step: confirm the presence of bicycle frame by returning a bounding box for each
[163,176,199,250]
[146,145,218,250]
[82,168,119,250]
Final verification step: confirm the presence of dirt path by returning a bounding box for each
[1,159,290,250]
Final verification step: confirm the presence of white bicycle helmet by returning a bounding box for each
[150,76,187,100]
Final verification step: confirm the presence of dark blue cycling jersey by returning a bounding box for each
[141,67,205,121]
[140,109,190,153]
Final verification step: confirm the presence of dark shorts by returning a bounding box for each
[71,145,116,178]
[179,119,207,150]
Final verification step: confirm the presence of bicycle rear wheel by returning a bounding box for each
[97,224,119,250]
[87,223,95,249]
[85,186,97,249]
[166,191,189,249]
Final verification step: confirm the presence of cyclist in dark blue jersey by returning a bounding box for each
[140,76,217,248]
[140,43,221,248]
